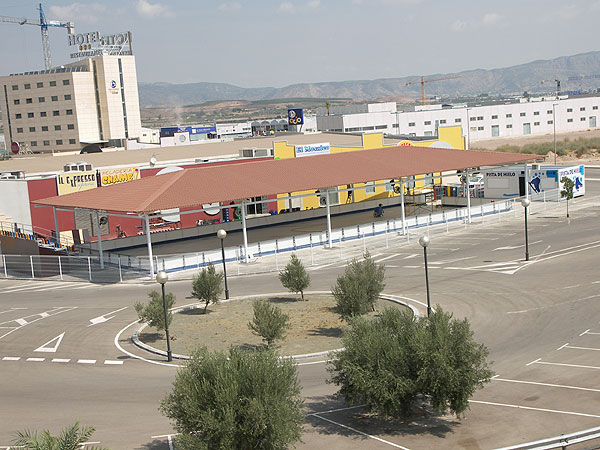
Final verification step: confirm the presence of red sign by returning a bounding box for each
[10,142,19,155]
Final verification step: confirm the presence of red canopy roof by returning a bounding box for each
[34,146,537,214]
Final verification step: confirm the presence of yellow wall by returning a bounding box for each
[273,126,465,211]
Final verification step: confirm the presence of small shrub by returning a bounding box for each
[134,290,176,334]
[278,254,310,300]
[248,299,291,347]
[191,263,224,313]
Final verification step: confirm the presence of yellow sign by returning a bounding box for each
[56,171,97,195]
[100,167,140,186]
[398,140,414,147]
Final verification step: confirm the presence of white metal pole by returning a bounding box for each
[525,164,530,201]
[400,177,406,235]
[58,256,63,281]
[87,256,92,281]
[144,215,155,279]
[241,201,249,263]
[466,171,472,224]
[95,211,104,269]
[53,206,60,247]
[325,189,333,249]
[30,255,35,279]
[118,255,122,283]
[2,254,6,278]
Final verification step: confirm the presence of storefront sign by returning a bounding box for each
[294,142,330,158]
[100,167,140,186]
[56,171,97,195]
[68,30,133,59]
[288,108,304,125]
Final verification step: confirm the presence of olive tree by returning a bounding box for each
[134,290,176,334]
[248,299,291,347]
[191,263,224,313]
[561,176,574,218]
[331,251,385,320]
[329,307,494,418]
[278,254,310,300]
[161,347,304,449]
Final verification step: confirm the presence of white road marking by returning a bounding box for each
[104,360,124,365]
[374,254,401,263]
[493,377,600,393]
[34,332,65,353]
[430,256,475,265]
[565,345,600,351]
[309,404,366,416]
[14,318,28,326]
[26,357,45,362]
[52,358,70,363]
[580,329,590,336]
[0,282,60,293]
[311,414,411,449]
[557,342,569,351]
[2,356,20,361]
[469,400,600,418]
[77,359,96,364]
[150,434,175,450]
[526,358,541,366]
[114,320,181,368]
[535,361,600,370]
[585,331,600,335]
[563,285,581,289]
[403,254,419,259]
[88,307,127,326]
[507,294,600,314]
[0,308,27,316]
[493,240,543,251]
[0,307,77,340]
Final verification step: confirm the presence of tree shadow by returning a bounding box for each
[268,296,301,303]
[140,332,163,343]
[136,439,171,450]
[308,327,342,338]
[179,307,209,315]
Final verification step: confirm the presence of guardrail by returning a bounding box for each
[493,425,600,449]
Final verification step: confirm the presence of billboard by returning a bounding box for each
[100,167,140,186]
[294,142,330,158]
[288,108,304,125]
[57,171,97,196]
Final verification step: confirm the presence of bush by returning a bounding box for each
[191,263,224,313]
[331,251,385,320]
[328,307,494,418]
[278,254,310,300]
[13,421,108,450]
[134,290,176,334]
[248,299,291,347]
[161,347,304,449]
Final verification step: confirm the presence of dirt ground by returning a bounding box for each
[138,294,407,357]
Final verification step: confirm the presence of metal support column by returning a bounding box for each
[144,215,155,279]
[325,189,333,249]
[466,171,472,224]
[53,206,60,246]
[95,211,104,269]
[241,201,249,263]
[400,177,406,235]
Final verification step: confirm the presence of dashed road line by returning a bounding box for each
[2,356,20,361]
[52,358,70,363]
[26,357,44,362]
[77,359,96,364]
[104,360,124,365]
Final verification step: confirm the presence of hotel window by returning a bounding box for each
[29,127,35,132]
[491,115,498,119]
[567,118,573,122]
[54,125,61,131]
[534,122,540,126]
[50,81,56,86]
[40,111,47,117]
[53,110,60,116]
[37,82,43,88]
[27,112,34,118]
[11,85,18,90]
[43,140,50,146]
[455,118,462,123]
[30,141,37,147]
[24,83,31,89]
[547,120,553,125]
[534,111,540,116]
[581,117,586,121]
[580,107,586,111]
[424,121,431,125]
[64,94,71,100]
[547,110,553,114]
[567,108,573,112]
[14,99,20,105]
[506,124,513,128]
[470,116,476,121]
[42,126,48,131]
[16,128,23,133]
[56,139,63,145]
[408,122,415,127]
[520,112,526,117]
[69,139,76,144]
[506,113,512,118]
[51,96,58,101]
[594,106,598,110]
[26,98,32,104]
[477,126,484,131]
[38,97,45,102]
[477,116,483,120]
[62,79,70,85]
[15,113,22,119]
[66,109,73,115]
[67,124,74,130]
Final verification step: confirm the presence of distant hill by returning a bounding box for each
[138,51,600,107]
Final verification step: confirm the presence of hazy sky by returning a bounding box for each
[0,0,599,87]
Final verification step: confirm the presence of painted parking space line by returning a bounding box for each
[2,356,20,361]
[77,359,96,364]
[469,400,600,418]
[564,345,600,351]
[104,360,124,365]
[533,361,600,370]
[26,357,44,362]
[52,358,70,363]
[0,308,28,316]
[493,377,600,393]
[580,329,591,336]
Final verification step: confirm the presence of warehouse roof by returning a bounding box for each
[33,145,538,214]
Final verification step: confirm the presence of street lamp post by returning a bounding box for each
[217,229,229,299]
[521,198,530,262]
[553,103,557,165]
[418,235,432,317]
[156,270,172,362]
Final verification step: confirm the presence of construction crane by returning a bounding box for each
[540,78,561,98]
[405,75,461,105]
[0,3,74,70]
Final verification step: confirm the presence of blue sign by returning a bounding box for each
[288,108,304,125]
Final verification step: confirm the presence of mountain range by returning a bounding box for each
[138,51,600,107]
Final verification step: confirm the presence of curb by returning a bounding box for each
[131,292,420,361]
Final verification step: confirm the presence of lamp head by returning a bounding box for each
[521,198,531,208]
[217,229,227,240]
[419,235,430,248]
[156,271,168,285]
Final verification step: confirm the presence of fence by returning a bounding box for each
[493,424,600,449]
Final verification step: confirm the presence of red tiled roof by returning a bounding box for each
[34,146,538,214]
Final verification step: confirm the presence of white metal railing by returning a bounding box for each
[493,424,600,449]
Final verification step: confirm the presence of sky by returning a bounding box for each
[0,0,599,88]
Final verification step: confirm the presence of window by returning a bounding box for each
[567,108,573,113]
[424,173,434,187]
[361,126,374,131]
[470,126,477,132]
[64,94,71,100]
[520,112,526,117]
[16,128,23,133]
[53,110,59,116]
[534,111,540,116]
[581,117,586,121]
[365,181,376,195]
[62,79,70,85]
[594,106,598,110]
[41,126,48,131]
[455,118,462,123]
[477,126,484,131]
[13,99,20,105]
[49,81,56,87]
[67,124,74,130]
[56,139,63,145]
[66,109,73,115]
[38,97,45,102]
[69,139,76,144]
[580,107,586,111]
[424,121,431,125]
[11,85,18,90]
[477,116,483,121]
[491,115,498,119]
[29,127,35,132]
[408,122,415,127]
[40,111,47,117]
[54,125,61,131]
[385,179,395,192]
[375,125,387,130]
[548,120,553,125]
[547,110,553,114]
[506,113,512,118]
[392,123,399,128]
[506,124,513,128]
[27,112,34,118]
[15,113,22,119]
[51,96,58,101]
[534,122,540,126]
[37,82,43,88]
[440,119,446,124]
[43,140,50,146]
[26,98,32,104]
[469,117,476,122]
[24,83,31,89]
[567,118,573,123]
[30,141,37,147]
